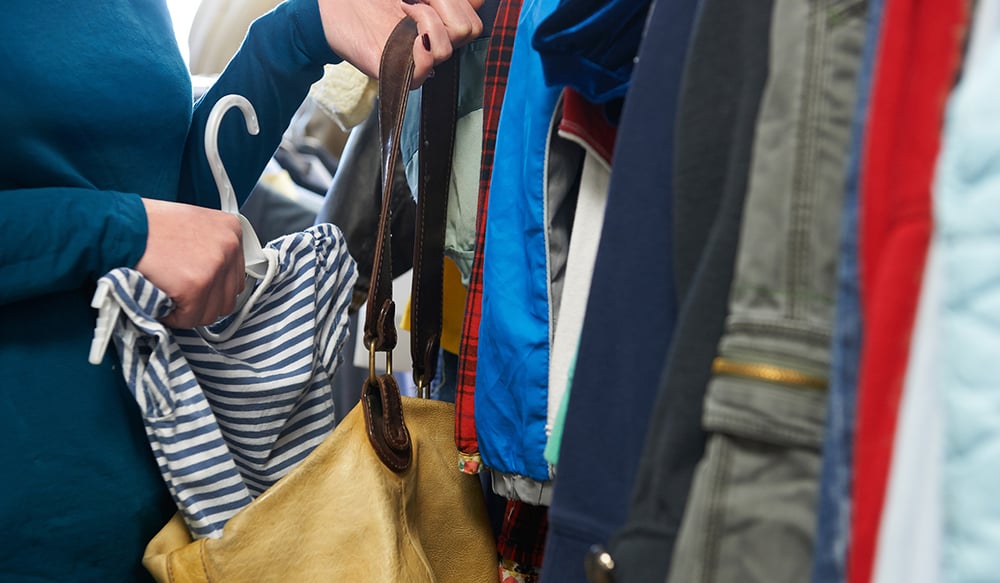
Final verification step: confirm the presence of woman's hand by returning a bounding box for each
[317,0,483,87]
[135,199,246,329]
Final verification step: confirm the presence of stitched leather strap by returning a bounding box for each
[361,18,459,471]
[363,374,411,472]
[364,19,416,353]
[411,44,460,392]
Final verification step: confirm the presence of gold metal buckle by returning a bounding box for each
[367,341,393,384]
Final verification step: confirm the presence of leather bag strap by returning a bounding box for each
[363,19,415,354]
[361,18,460,471]
[410,35,460,393]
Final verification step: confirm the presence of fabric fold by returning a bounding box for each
[100,223,356,538]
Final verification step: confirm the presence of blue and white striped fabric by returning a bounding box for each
[99,223,356,539]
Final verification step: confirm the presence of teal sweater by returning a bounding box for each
[0,1,338,580]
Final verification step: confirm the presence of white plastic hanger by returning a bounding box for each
[89,95,273,365]
[205,94,272,309]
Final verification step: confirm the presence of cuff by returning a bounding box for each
[106,192,149,272]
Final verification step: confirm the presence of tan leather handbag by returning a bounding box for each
[142,19,498,582]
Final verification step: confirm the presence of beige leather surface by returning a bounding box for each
[143,397,497,582]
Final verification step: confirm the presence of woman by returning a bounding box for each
[0,0,481,580]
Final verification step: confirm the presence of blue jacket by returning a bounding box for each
[476,0,563,482]
[532,0,652,112]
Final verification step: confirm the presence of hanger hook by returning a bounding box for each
[203,94,271,302]
[205,95,260,214]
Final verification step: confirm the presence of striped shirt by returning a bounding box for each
[99,223,356,538]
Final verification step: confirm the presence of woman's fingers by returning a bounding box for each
[401,2,451,85]
[401,1,454,59]
[401,0,482,85]
[137,199,246,329]
[316,0,481,86]
[409,0,483,44]
[222,232,246,318]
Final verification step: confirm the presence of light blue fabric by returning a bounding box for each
[938,35,1000,583]
[475,0,562,482]
[400,38,490,283]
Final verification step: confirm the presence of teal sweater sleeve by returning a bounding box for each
[0,0,339,306]
[0,189,148,305]
[179,0,341,208]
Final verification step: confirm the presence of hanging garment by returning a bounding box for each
[605,0,772,578]
[541,95,585,363]
[453,0,549,558]
[809,2,885,581]
[870,247,943,583]
[846,1,966,581]
[498,500,551,583]
[961,0,1000,75]
[935,33,1000,583]
[481,89,586,505]
[401,38,490,283]
[530,0,651,117]
[665,1,866,581]
[455,0,525,474]
[401,258,469,357]
[475,0,564,485]
[97,223,356,538]
[538,0,700,575]
[872,6,1000,579]
[544,88,616,467]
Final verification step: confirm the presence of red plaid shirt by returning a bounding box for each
[456,2,550,574]
[497,499,549,577]
[455,0,525,471]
